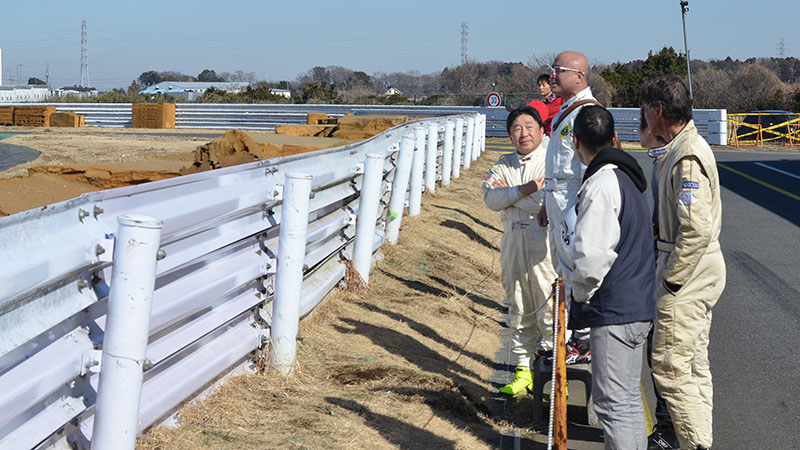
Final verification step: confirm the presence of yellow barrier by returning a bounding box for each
[728,112,800,148]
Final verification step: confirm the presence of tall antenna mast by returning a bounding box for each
[80,20,91,87]
[460,22,469,65]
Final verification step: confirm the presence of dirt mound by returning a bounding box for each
[181,129,324,173]
[0,128,353,217]
[28,160,187,190]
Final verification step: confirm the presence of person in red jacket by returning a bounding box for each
[538,73,564,136]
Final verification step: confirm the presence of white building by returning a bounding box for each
[139,81,248,101]
[0,85,53,103]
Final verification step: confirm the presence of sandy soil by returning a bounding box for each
[0,127,356,217]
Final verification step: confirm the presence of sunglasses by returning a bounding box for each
[548,65,585,75]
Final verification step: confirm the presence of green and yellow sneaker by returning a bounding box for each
[499,366,533,395]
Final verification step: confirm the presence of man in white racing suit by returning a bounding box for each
[483,103,557,395]
[537,50,599,364]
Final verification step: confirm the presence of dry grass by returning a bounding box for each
[136,148,544,450]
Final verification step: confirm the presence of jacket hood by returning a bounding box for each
[583,147,647,193]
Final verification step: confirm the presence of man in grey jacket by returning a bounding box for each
[561,105,657,449]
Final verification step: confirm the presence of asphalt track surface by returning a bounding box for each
[487,144,800,449]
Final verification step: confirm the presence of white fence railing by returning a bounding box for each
[0,113,487,449]
[0,102,729,145]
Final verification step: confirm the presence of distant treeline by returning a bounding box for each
[52,48,800,113]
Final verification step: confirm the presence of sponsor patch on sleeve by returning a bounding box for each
[559,124,570,139]
[682,181,700,190]
[678,191,698,205]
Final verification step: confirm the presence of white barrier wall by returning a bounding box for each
[0,102,730,145]
[0,113,485,450]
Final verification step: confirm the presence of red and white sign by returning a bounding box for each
[486,92,501,107]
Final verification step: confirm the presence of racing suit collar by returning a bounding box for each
[559,86,594,111]
[664,120,697,156]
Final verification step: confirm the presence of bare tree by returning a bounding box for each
[727,64,789,112]
[587,71,613,106]
[526,53,558,74]
[691,67,731,109]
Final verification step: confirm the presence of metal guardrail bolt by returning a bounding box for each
[142,359,154,371]
[93,205,104,218]
[78,208,90,222]
[77,279,89,291]
[156,249,167,261]
[95,244,105,257]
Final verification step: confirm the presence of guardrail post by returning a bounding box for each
[270,172,313,376]
[386,134,416,244]
[479,114,486,154]
[352,154,384,284]
[425,122,439,194]
[472,115,481,160]
[409,127,426,217]
[92,214,163,450]
[453,118,465,179]
[464,116,475,169]
[441,121,455,188]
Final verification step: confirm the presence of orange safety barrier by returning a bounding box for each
[728,112,800,148]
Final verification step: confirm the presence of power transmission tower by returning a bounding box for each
[778,37,787,58]
[80,20,91,87]
[461,22,469,65]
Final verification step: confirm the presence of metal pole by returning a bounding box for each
[478,114,486,153]
[385,134,416,244]
[270,172,313,376]
[92,214,163,450]
[441,121,455,188]
[680,1,693,99]
[408,127,426,217]
[470,115,480,161]
[452,118,465,179]
[463,117,475,169]
[352,153,384,284]
[424,122,439,194]
[478,114,486,154]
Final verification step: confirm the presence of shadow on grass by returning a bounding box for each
[379,269,504,314]
[325,397,457,448]
[440,219,499,251]
[357,302,496,369]
[433,205,503,234]
[428,274,504,313]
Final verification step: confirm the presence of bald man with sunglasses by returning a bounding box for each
[537,50,599,364]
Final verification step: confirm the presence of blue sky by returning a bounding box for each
[1,0,798,90]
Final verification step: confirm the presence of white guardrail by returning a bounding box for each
[0,113,487,450]
[2,103,727,145]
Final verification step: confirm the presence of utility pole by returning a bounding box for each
[679,1,693,100]
[80,20,90,87]
[461,22,469,65]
